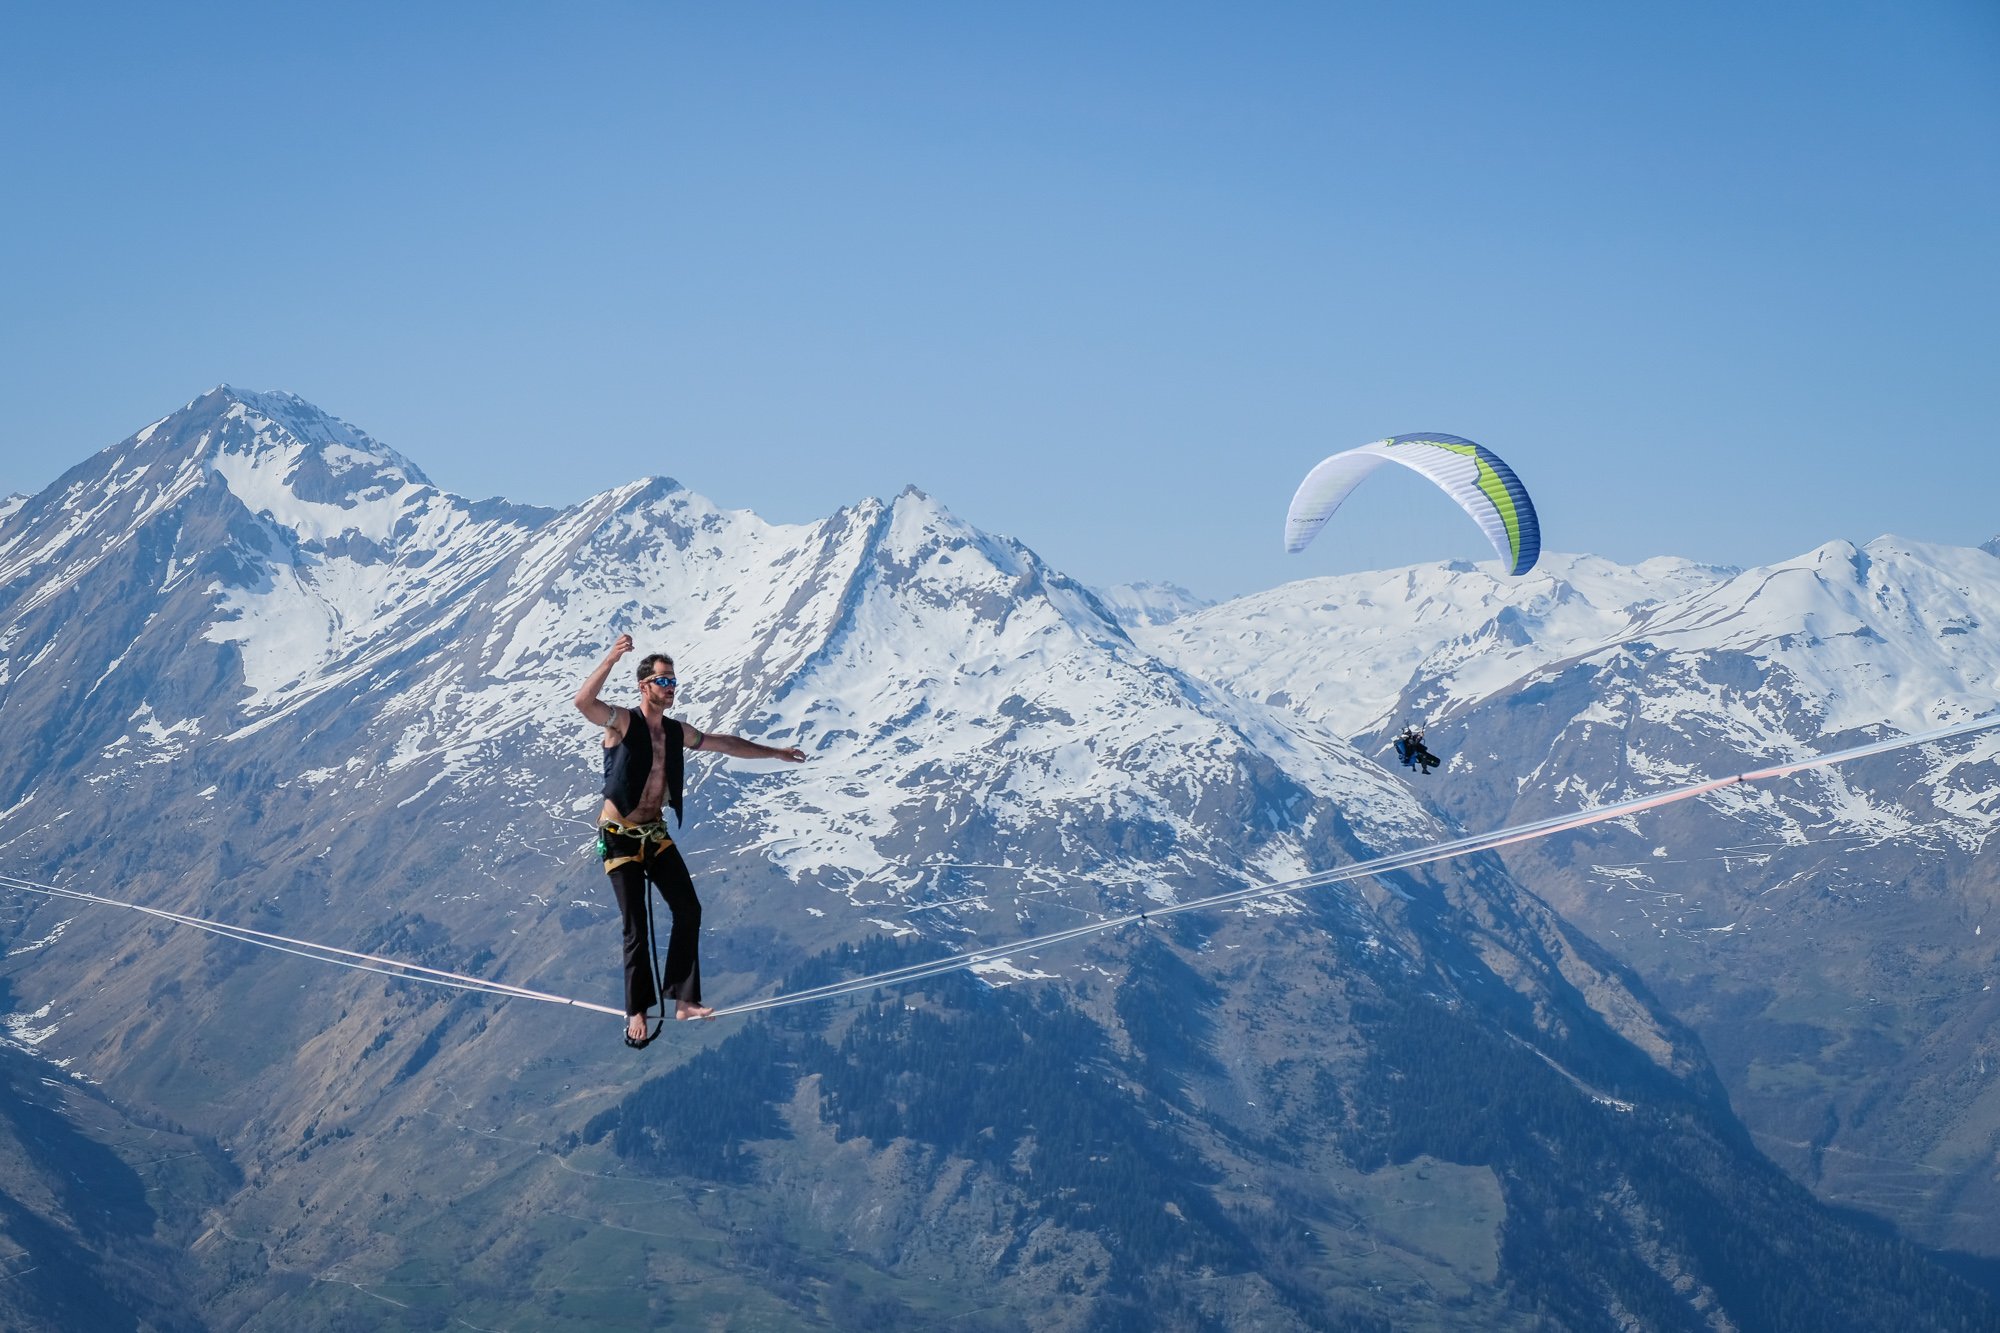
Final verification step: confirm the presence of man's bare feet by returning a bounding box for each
[627,1013,649,1042]
[676,1002,715,1021]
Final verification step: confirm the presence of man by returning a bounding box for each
[573,633,806,1043]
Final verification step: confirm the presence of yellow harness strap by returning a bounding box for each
[600,820,674,874]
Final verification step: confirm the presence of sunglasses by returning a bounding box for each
[645,675,678,689]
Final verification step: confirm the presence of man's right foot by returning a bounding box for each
[627,1014,649,1042]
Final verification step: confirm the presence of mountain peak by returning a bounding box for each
[882,484,969,547]
[1801,537,1864,573]
[887,484,945,519]
[133,386,435,544]
[194,384,429,481]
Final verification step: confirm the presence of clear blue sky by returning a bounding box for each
[3,1,1995,599]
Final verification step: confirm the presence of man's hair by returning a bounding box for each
[635,653,674,682]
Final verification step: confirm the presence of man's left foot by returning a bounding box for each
[676,1003,715,1021]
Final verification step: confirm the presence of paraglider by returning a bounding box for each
[1395,726,1442,775]
[1284,433,1540,576]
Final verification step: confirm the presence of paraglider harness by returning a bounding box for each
[597,819,677,1049]
[1395,727,1441,775]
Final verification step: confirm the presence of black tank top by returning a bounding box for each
[601,708,684,824]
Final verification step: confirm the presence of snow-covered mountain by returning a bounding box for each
[1134,553,1736,738]
[0,388,1419,911]
[1146,533,2000,1256]
[0,387,1990,1328]
[1091,579,1215,627]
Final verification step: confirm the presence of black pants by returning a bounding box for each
[606,841,702,1014]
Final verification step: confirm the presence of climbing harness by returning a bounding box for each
[598,819,674,873]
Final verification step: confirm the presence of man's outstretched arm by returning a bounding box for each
[574,634,633,727]
[691,730,806,763]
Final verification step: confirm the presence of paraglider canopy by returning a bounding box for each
[1284,433,1540,576]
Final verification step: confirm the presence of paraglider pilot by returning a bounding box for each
[1395,727,1441,776]
[575,634,806,1044]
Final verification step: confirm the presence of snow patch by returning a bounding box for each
[5,918,73,957]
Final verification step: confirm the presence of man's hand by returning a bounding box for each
[775,746,806,763]
[576,633,635,725]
